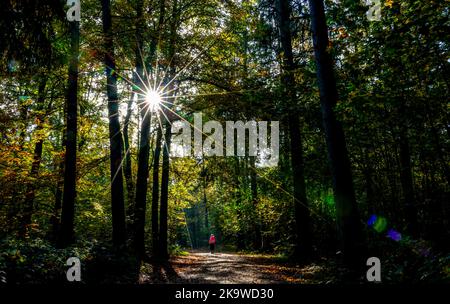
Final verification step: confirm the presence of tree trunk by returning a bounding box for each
[149,2,167,256]
[200,160,209,240]
[249,156,262,250]
[158,0,177,261]
[159,121,172,259]
[234,157,245,250]
[307,0,364,266]
[123,96,134,217]
[276,0,312,259]
[133,0,166,258]
[51,153,64,243]
[398,130,419,236]
[101,0,126,248]
[134,93,152,257]
[131,0,148,256]
[203,172,209,235]
[58,20,80,248]
[151,127,163,257]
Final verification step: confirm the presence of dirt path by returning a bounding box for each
[139,251,336,284]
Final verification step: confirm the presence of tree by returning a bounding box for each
[133,0,166,258]
[159,0,178,260]
[101,0,126,248]
[123,93,134,214]
[151,127,163,257]
[58,19,80,248]
[249,156,262,249]
[159,118,172,259]
[131,0,150,257]
[276,0,312,259]
[307,0,364,266]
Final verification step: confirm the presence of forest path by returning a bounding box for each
[139,251,335,284]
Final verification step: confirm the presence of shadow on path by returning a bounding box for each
[139,251,338,284]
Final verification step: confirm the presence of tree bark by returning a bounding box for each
[159,0,178,260]
[398,128,419,236]
[51,152,64,242]
[134,94,152,257]
[151,127,163,257]
[307,0,364,266]
[131,0,149,256]
[159,121,172,259]
[133,0,166,258]
[58,20,80,248]
[201,162,209,236]
[276,0,312,259]
[123,96,134,217]
[249,156,262,250]
[101,0,127,248]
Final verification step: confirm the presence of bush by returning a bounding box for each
[0,237,93,284]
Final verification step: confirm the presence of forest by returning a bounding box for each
[0,0,449,285]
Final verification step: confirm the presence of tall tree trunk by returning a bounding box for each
[133,0,166,258]
[159,0,178,260]
[234,157,245,250]
[134,92,152,257]
[59,20,80,247]
[276,0,312,259]
[398,128,419,236]
[202,165,209,235]
[307,0,364,266]
[132,0,149,257]
[149,0,167,254]
[159,121,172,259]
[51,103,66,243]
[123,96,134,217]
[58,21,80,247]
[51,152,64,242]
[151,127,163,257]
[101,0,126,248]
[158,95,174,259]
[203,185,208,233]
[20,77,47,237]
[249,156,262,250]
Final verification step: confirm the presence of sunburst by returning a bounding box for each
[103,42,313,219]
[145,89,163,111]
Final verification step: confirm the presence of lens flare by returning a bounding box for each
[373,217,388,233]
[387,229,402,242]
[145,89,162,111]
[368,215,377,226]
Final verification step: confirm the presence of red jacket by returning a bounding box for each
[209,235,216,244]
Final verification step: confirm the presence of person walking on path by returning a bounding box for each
[209,234,216,254]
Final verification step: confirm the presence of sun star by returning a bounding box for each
[145,89,162,111]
